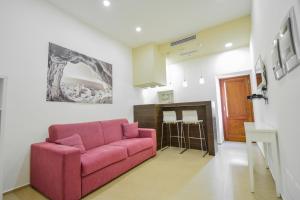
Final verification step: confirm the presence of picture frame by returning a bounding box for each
[255,56,268,90]
[272,38,286,80]
[278,7,300,73]
[47,43,113,104]
[158,90,174,104]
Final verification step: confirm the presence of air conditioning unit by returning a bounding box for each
[170,35,196,46]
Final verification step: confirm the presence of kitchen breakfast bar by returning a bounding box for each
[134,101,218,156]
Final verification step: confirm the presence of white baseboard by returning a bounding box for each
[3,183,29,194]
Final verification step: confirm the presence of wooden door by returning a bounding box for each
[220,75,254,142]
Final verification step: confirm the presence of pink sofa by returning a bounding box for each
[30,119,156,200]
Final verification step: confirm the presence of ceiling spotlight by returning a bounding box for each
[225,42,233,48]
[135,26,142,32]
[103,0,111,7]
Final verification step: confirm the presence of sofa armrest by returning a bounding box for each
[138,128,157,155]
[30,142,81,200]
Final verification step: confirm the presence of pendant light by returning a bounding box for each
[182,68,188,87]
[182,80,188,87]
[199,72,205,85]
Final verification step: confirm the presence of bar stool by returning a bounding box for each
[160,111,185,151]
[181,110,208,156]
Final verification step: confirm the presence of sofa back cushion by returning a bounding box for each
[100,119,128,144]
[48,121,104,150]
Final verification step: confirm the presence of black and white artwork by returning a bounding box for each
[272,38,286,80]
[47,43,112,104]
[278,7,300,72]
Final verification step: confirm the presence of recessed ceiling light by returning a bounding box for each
[135,26,142,32]
[103,0,111,7]
[225,42,233,48]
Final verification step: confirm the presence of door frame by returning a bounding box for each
[215,70,254,144]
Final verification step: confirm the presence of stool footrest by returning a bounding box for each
[188,137,205,140]
[171,136,185,138]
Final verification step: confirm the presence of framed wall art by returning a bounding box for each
[47,43,113,104]
[278,7,300,73]
[255,56,268,90]
[158,90,174,104]
[272,38,286,80]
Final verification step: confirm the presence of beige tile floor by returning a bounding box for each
[4,142,281,200]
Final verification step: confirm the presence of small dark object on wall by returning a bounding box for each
[247,94,268,104]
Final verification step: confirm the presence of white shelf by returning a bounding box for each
[244,122,281,197]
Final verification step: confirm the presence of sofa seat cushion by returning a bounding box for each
[109,138,153,156]
[81,145,127,176]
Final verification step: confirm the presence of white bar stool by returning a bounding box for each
[181,110,208,156]
[161,111,185,151]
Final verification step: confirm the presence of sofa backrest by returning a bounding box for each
[100,119,128,144]
[48,121,104,150]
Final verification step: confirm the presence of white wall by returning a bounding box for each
[0,77,8,200]
[251,0,300,199]
[0,0,142,192]
[142,47,252,143]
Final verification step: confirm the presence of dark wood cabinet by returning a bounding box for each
[134,101,218,156]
